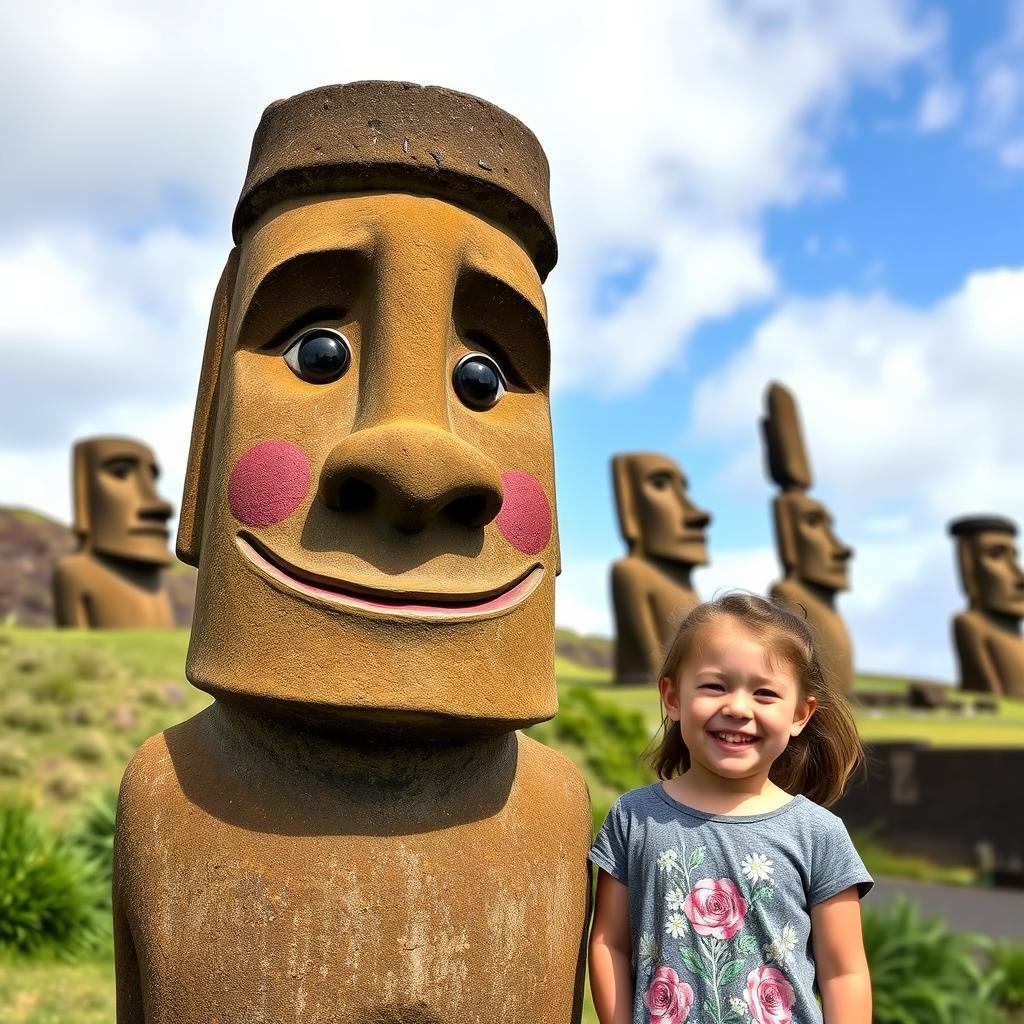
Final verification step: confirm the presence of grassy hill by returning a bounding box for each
[1,625,1023,1023]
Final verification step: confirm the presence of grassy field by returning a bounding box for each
[1,625,1022,1022]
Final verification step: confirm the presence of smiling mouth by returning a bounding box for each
[709,730,760,749]
[236,533,543,621]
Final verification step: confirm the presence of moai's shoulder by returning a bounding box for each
[118,731,176,812]
[515,730,591,815]
[118,713,211,822]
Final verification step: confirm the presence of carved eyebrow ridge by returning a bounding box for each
[459,268,549,350]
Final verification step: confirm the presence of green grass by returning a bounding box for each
[0,957,113,1024]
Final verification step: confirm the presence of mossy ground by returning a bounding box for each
[1,625,1020,1021]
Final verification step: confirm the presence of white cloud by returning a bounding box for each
[0,227,222,520]
[916,79,963,132]
[692,268,1024,521]
[0,1,947,525]
[968,0,1024,169]
[0,0,944,397]
[690,266,1024,679]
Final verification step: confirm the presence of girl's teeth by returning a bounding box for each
[717,732,754,744]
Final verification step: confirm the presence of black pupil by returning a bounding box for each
[457,357,501,408]
[297,331,349,382]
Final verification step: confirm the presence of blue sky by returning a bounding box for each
[1,1,1022,680]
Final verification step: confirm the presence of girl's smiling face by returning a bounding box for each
[659,616,817,786]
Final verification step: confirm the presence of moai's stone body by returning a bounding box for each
[761,383,855,692]
[949,515,1024,697]
[610,453,711,685]
[53,437,174,628]
[113,82,591,1023]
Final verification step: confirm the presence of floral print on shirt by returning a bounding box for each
[644,842,797,1024]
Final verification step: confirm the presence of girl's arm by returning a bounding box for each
[811,886,871,1024]
[589,868,633,1024]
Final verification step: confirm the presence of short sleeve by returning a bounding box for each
[809,811,874,905]
[588,798,630,885]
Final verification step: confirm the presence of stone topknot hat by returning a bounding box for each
[232,81,557,279]
[949,515,1018,537]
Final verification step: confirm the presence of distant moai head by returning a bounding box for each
[177,82,560,735]
[612,453,710,565]
[949,516,1024,617]
[762,382,853,592]
[72,436,174,566]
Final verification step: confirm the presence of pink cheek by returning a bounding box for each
[495,471,552,556]
[227,440,312,528]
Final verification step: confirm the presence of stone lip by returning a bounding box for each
[233,80,558,280]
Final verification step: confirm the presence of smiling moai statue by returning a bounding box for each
[610,453,712,685]
[53,436,174,628]
[762,382,855,692]
[112,82,591,1022]
[949,515,1024,697]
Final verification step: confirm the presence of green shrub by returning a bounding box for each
[44,763,88,802]
[988,940,1024,1012]
[0,739,28,779]
[864,898,1003,1023]
[68,646,118,682]
[71,790,118,902]
[0,803,104,958]
[1,696,55,734]
[69,731,110,765]
[552,687,653,793]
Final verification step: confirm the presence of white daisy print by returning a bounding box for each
[665,887,687,911]
[741,852,774,883]
[766,923,798,966]
[656,849,679,872]
[729,997,749,1016]
[638,932,659,962]
[664,913,688,938]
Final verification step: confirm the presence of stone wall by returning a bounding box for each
[835,742,1024,883]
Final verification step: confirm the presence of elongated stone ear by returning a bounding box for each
[612,455,641,552]
[176,248,240,566]
[773,495,799,574]
[763,381,813,492]
[71,440,92,543]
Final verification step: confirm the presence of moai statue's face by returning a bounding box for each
[182,192,558,734]
[969,530,1024,616]
[626,455,710,566]
[76,438,174,565]
[779,493,851,592]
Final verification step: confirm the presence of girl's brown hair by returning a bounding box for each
[648,592,862,807]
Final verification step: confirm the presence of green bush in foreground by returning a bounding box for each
[0,803,105,958]
[70,790,118,903]
[864,898,1004,1023]
[988,940,1024,1013]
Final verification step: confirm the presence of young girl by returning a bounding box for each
[589,593,872,1024]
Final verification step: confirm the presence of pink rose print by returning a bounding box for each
[643,966,694,1024]
[743,965,796,1024]
[682,878,747,941]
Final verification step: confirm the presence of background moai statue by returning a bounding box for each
[610,452,712,685]
[949,515,1024,697]
[761,382,855,691]
[53,436,174,628]
[113,82,591,1022]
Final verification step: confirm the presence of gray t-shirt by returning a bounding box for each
[589,784,872,1024]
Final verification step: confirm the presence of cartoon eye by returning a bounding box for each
[452,352,507,411]
[283,328,352,384]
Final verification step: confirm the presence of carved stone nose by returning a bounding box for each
[321,422,503,534]
[685,505,712,530]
